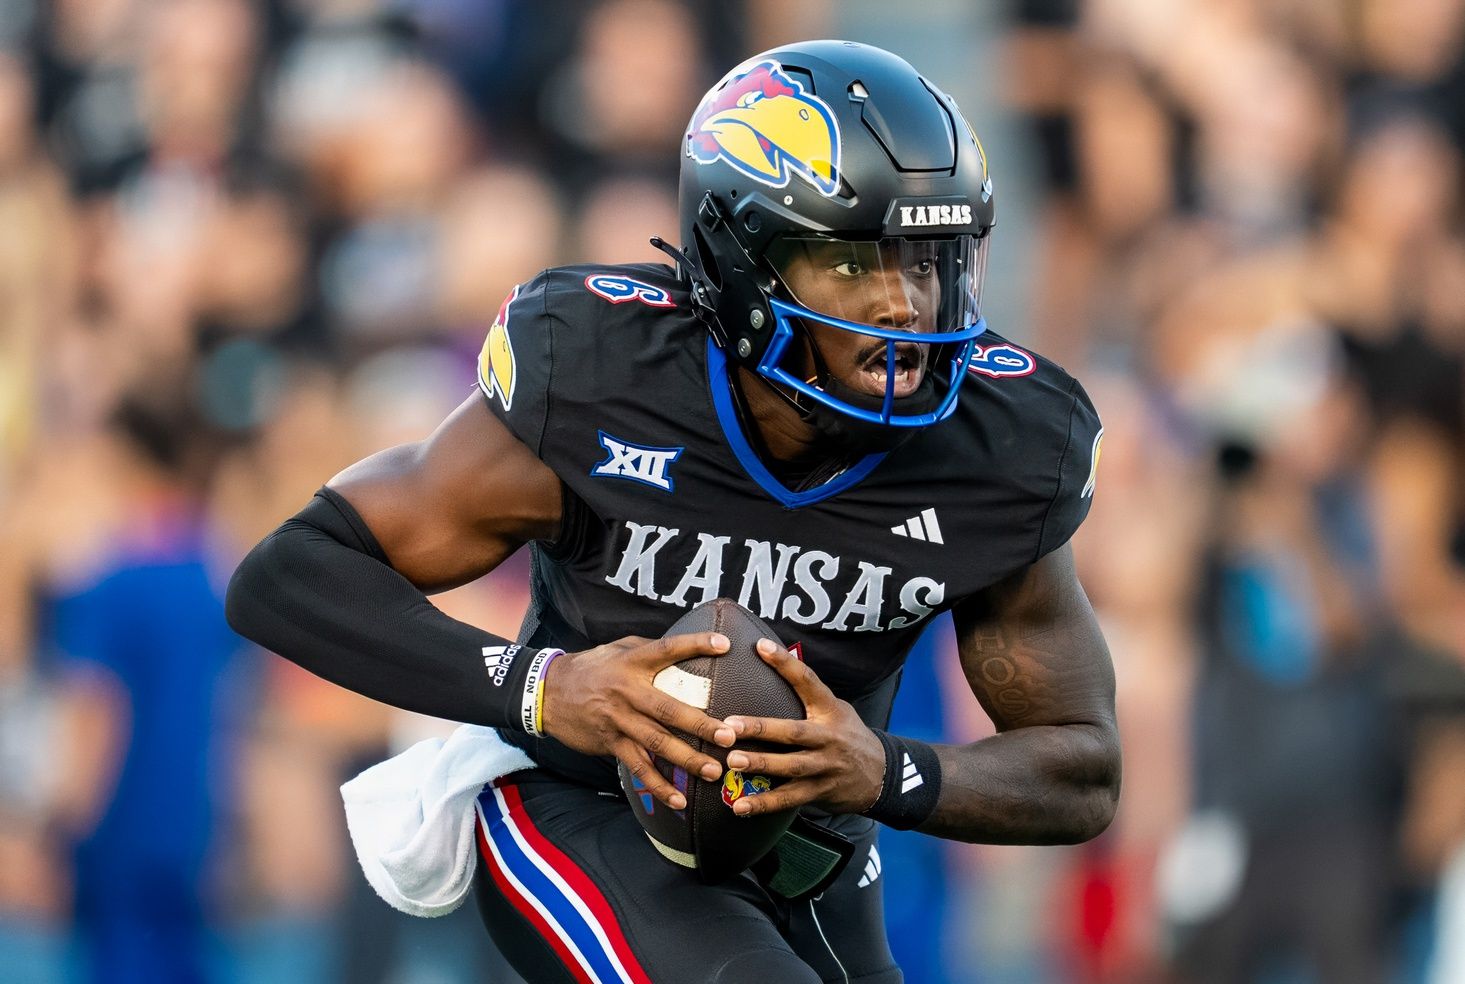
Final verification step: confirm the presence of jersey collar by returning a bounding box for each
[705,337,887,509]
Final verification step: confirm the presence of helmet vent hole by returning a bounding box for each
[850,81,869,99]
[744,211,761,233]
[729,189,737,199]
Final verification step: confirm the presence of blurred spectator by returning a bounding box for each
[195,171,320,353]
[1309,115,1465,657]
[44,398,252,984]
[435,165,563,338]
[1167,435,1401,984]
[313,60,474,342]
[0,51,74,481]
[569,173,678,266]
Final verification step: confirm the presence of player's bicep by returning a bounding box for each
[951,543,1115,733]
[329,394,562,593]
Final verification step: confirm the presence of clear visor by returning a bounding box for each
[766,234,987,335]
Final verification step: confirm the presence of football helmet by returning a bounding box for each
[666,40,995,448]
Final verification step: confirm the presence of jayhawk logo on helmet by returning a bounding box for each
[687,60,841,197]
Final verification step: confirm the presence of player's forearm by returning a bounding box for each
[918,722,1120,844]
[225,490,546,730]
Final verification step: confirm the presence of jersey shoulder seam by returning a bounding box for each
[536,268,568,461]
[535,270,589,558]
[1033,375,1082,564]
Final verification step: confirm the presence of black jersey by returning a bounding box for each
[480,263,1101,771]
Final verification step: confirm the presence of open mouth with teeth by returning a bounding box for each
[854,341,927,398]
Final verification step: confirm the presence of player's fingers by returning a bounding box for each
[753,638,835,709]
[723,747,820,780]
[722,713,814,746]
[730,780,817,817]
[614,741,687,811]
[638,688,738,749]
[637,719,724,783]
[642,631,731,667]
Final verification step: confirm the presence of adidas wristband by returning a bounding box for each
[861,730,942,830]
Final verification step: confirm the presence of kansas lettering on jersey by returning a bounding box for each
[603,522,947,633]
[476,263,1101,776]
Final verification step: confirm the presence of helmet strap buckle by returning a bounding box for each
[649,236,726,343]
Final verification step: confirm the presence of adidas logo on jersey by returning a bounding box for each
[482,645,521,687]
[891,508,943,544]
[900,752,924,794]
[857,845,882,888]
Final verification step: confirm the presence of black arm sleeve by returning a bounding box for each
[225,488,546,729]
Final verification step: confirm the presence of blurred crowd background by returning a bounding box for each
[1,0,1464,982]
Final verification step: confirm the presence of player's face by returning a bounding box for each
[773,239,943,399]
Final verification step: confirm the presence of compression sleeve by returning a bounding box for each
[225,488,557,730]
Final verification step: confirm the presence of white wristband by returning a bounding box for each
[520,648,565,737]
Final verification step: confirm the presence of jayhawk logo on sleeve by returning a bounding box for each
[687,60,842,197]
[477,285,519,411]
[1082,427,1103,499]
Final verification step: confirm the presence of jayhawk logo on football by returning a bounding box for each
[477,285,519,411]
[688,60,841,197]
[721,768,772,808]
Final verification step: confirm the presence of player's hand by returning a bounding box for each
[722,639,887,817]
[539,633,738,811]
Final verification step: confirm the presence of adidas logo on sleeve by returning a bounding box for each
[482,645,521,687]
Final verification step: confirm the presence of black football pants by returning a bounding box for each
[472,771,902,984]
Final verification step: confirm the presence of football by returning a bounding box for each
[617,597,806,883]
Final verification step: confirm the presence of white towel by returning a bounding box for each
[341,724,535,917]
[1431,840,1465,984]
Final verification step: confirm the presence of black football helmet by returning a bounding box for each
[663,40,995,448]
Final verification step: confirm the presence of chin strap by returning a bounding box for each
[652,234,818,420]
[750,330,831,425]
[649,237,720,326]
